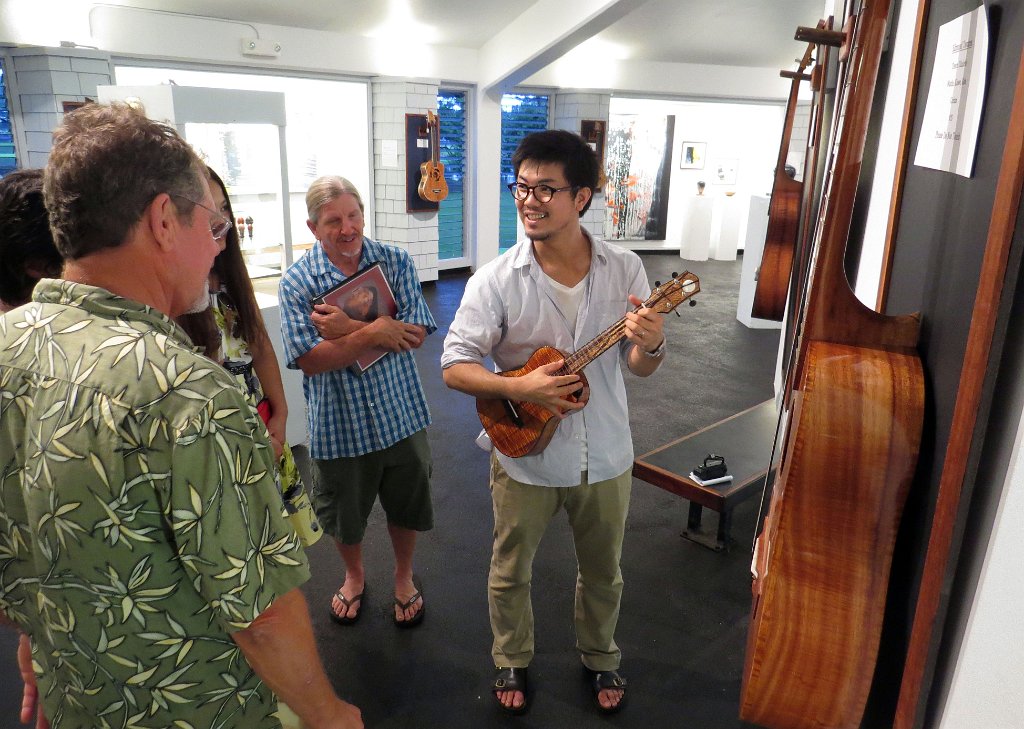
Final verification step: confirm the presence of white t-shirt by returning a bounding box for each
[543,271,589,471]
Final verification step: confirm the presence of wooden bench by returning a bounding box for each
[633,399,777,551]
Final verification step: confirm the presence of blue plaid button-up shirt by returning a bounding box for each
[279,238,435,460]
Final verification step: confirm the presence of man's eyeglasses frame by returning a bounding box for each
[171,194,233,241]
[507,182,576,203]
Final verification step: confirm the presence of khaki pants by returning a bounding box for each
[488,456,632,671]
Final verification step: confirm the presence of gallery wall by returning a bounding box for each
[608,96,785,253]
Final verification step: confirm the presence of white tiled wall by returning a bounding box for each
[371,79,440,283]
[553,91,611,241]
[7,47,113,168]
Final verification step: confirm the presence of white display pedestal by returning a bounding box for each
[679,195,714,260]
[736,194,782,329]
[710,194,745,261]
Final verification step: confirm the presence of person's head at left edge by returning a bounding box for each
[0,169,63,312]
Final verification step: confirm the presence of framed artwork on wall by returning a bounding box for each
[680,141,706,169]
[711,158,738,185]
[604,114,674,241]
[405,113,439,213]
[580,119,606,165]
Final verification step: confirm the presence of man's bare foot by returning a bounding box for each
[393,576,424,627]
[585,668,627,714]
[329,579,365,625]
[492,667,528,714]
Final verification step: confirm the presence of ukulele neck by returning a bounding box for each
[557,317,629,375]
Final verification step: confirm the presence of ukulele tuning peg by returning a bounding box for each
[674,310,681,317]
[671,271,678,278]
[654,280,661,288]
[689,300,697,307]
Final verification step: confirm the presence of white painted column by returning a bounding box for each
[472,89,503,269]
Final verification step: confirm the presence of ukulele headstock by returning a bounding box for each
[645,271,700,313]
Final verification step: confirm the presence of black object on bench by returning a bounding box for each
[633,399,777,551]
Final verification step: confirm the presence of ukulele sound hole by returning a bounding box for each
[501,399,524,427]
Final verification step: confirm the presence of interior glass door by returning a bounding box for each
[185,122,285,277]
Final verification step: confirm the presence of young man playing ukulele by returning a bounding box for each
[441,130,667,716]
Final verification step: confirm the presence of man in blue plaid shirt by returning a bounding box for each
[279,175,435,629]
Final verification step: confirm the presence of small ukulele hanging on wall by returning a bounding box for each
[417,110,448,203]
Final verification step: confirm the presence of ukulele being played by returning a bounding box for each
[478,271,700,458]
[417,110,448,203]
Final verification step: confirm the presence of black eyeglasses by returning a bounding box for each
[507,182,575,203]
[171,194,233,240]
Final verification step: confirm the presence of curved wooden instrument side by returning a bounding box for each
[742,1,925,727]
[752,40,816,321]
[476,346,588,458]
[742,341,924,729]
[752,173,803,320]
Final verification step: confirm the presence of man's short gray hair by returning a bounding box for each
[305,176,364,223]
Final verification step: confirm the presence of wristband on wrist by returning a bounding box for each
[642,338,666,358]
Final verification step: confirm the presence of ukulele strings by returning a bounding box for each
[556,280,683,376]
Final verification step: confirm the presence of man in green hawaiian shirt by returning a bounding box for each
[0,103,361,729]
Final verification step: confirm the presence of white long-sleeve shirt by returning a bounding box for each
[441,231,653,486]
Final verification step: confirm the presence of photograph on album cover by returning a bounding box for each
[312,262,398,374]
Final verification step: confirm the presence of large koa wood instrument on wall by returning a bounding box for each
[740,2,925,728]
[417,110,449,203]
[478,271,700,458]
[751,37,817,321]
[779,19,836,407]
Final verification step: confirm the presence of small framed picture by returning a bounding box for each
[710,158,738,185]
[580,119,607,165]
[680,141,706,169]
[312,262,398,374]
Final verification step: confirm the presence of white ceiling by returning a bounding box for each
[92,0,826,71]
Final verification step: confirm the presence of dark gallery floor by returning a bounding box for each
[0,252,782,728]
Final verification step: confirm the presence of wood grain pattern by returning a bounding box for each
[742,342,923,729]
[740,1,925,726]
[476,346,587,458]
[478,271,699,458]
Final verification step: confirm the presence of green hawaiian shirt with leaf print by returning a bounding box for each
[0,280,310,729]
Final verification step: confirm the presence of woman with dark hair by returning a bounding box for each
[179,168,317,545]
[0,169,63,312]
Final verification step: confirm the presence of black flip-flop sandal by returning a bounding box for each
[584,667,627,715]
[328,587,365,626]
[492,666,529,715]
[393,590,425,628]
